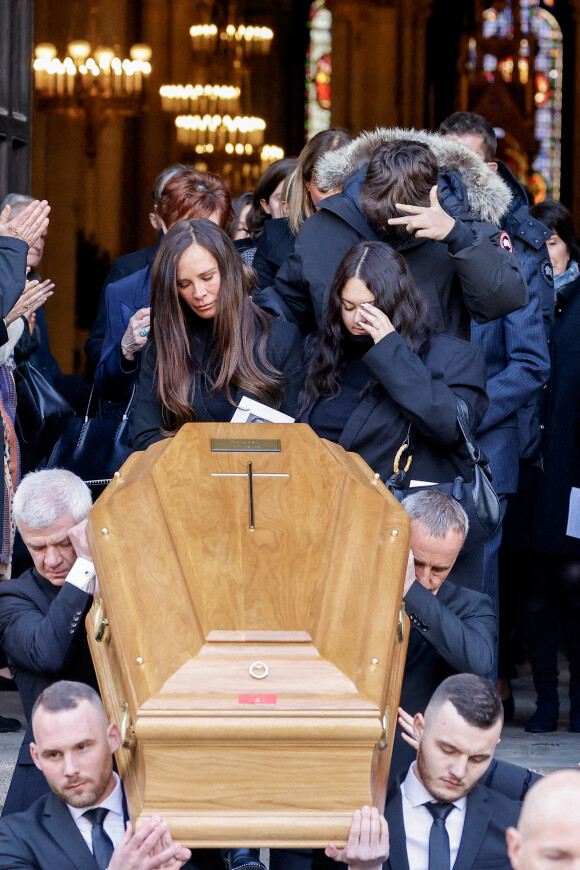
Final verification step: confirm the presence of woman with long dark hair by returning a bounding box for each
[129,218,303,449]
[297,240,488,485]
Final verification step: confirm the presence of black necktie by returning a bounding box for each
[83,807,115,870]
[424,801,454,870]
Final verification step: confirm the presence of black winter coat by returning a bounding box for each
[301,330,488,484]
[270,167,528,339]
[533,275,580,555]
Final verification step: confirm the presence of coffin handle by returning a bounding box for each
[93,598,109,643]
[120,702,136,749]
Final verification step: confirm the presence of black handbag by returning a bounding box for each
[47,387,134,498]
[386,396,502,553]
[14,362,74,474]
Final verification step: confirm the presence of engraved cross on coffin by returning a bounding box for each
[210,439,289,531]
[87,423,410,848]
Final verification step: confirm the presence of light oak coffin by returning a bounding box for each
[87,423,410,847]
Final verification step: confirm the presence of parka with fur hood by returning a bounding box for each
[269,127,529,339]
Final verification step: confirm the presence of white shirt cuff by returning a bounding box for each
[65,557,97,594]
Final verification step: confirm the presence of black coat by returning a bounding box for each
[533,274,580,555]
[0,569,97,814]
[130,311,304,451]
[390,579,495,781]
[270,167,528,338]
[252,217,296,290]
[301,331,488,484]
[0,790,102,870]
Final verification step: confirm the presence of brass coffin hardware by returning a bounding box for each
[397,603,406,644]
[120,702,136,749]
[376,710,389,751]
[93,598,109,643]
[211,438,281,452]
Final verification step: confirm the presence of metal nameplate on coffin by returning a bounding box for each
[211,438,281,452]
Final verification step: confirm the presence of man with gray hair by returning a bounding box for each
[390,489,496,780]
[0,469,98,816]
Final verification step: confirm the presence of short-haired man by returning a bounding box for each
[0,469,98,815]
[506,769,580,869]
[439,112,551,685]
[385,674,520,870]
[390,490,496,780]
[269,130,528,337]
[0,681,192,870]
[0,680,391,870]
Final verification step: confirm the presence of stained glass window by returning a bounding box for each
[481,1,562,199]
[305,0,332,140]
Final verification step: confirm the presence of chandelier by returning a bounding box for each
[159,1,280,161]
[33,41,152,100]
[159,84,241,116]
[175,114,266,153]
[190,23,274,57]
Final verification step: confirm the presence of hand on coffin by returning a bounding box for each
[402,549,416,597]
[108,817,192,870]
[397,707,419,751]
[68,519,93,562]
[325,805,389,870]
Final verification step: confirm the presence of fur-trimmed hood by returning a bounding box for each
[315,127,512,226]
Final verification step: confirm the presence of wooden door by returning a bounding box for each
[0,0,33,198]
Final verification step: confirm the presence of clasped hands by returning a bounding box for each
[0,200,51,249]
[108,816,191,870]
[387,185,455,241]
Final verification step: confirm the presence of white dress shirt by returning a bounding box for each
[65,557,97,594]
[67,771,125,854]
[400,762,466,870]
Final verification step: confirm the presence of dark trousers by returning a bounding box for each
[520,553,580,708]
[481,495,509,682]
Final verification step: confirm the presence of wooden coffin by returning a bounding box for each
[87,422,410,847]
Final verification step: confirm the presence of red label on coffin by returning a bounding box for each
[238,694,278,704]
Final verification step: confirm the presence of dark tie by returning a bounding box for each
[424,801,454,870]
[83,807,115,870]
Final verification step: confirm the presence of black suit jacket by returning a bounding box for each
[0,789,100,869]
[385,776,520,870]
[390,580,496,782]
[0,569,97,814]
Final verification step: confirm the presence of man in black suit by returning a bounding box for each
[0,681,390,870]
[0,469,98,815]
[0,681,192,869]
[391,490,496,781]
[385,674,520,870]
[506,769,580,870]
